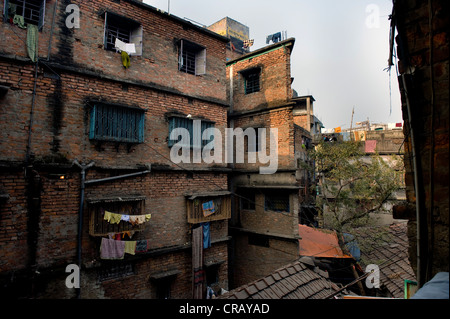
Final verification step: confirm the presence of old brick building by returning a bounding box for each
[392,0,449,287]
[0,0,232,298]
[225,38,317,287]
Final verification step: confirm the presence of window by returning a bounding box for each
[186,192,231,224]
[178,39,206,75]
[155,278,172,299]
[4,0,46,29]
[247,127,263,152]
[103,12,143,56]
[242,68,260,94]
[168,117,214,148]
[89,103,145,144]
[88,196,147,237]
[238,189,256,210]
[265,191,290,213]
[248,233,269,247]
[98,262,135,282]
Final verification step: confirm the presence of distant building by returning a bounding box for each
[208,17,251,60]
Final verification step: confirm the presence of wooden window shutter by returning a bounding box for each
[178,39,184,71]
[130,25,143,56]
[195,48,206,75]
[3,0,10,21]
[103,11,108,49]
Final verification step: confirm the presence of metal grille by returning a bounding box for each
[179,48,196,75]
[9,0,43,26]
[90,104,144,143]
[98,262,135,282]
[105,23,131,51]
[265,193,290,212]
[168,117,214,148]
[245,72,260,94]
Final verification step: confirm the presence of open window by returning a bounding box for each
[178,39,206,75]
[3,0,46,30]
[103,11,143,56]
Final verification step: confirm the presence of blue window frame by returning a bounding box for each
[168,117,214,148]
[89,104,145,143]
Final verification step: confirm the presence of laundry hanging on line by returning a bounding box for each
[103,210,151,226]
[99,237,150,259]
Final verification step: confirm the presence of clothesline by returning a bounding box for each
[103,210,151,226]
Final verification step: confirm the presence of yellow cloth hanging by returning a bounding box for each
[104,211,122,224]
[121,51,130,68]
[124,241,137,255]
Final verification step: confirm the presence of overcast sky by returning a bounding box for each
[144,0,403,130]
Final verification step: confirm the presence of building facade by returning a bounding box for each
[0,0,231,299]
[225,38,317,288]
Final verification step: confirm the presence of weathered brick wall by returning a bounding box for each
[231,233,298,288]
[0,0,228,103]
[0,0,231,299]
[0,169,30,272]
[239,192,299,238]
[394,0,449,282]
[0,61,228,169]
[227,41,294,113]
[232,107,296,170]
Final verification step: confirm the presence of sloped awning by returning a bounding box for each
[185,190,231,200]
[298,224,353,259]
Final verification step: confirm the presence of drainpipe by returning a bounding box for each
[72,160,94,299]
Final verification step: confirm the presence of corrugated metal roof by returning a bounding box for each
[298,224,353,259]
[219,260,343,299]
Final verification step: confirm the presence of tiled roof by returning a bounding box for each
[349,222,416,298]
[219,260,343,299]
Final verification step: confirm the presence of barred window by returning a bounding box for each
[4,0,46,29]
[168,117,214,148]
[242,68,260,94]
[178,39,206,76]
[103,12,143,56]
[265,191,290,213]
[89,103,145,143]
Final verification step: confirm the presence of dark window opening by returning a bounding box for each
[265,191,290,213]
[241,68,261,94]
[248,233,269,247]
[206,265,219,286]
[178,39,206,75]
[156,278,172,299]
[5,0,46,29]
[238,189,256,211]
[103,12,143,55]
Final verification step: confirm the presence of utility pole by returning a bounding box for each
[350,107,354,140]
